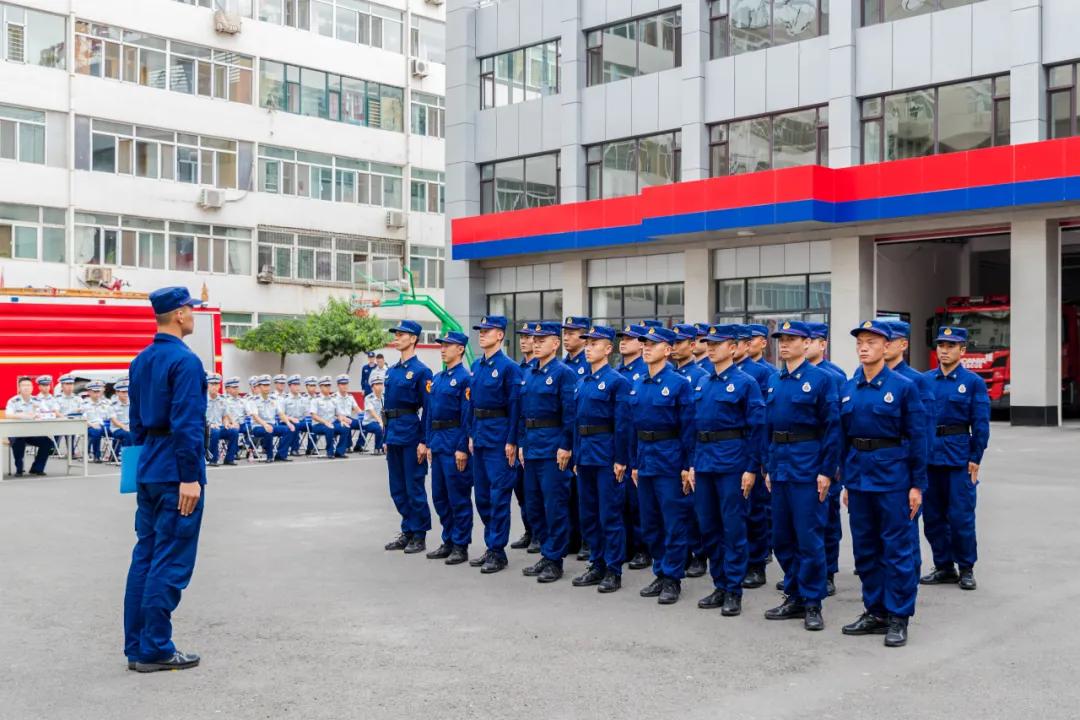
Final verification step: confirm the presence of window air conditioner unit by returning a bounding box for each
[256,266,275,284]
[84,267,113,285]
[385,211,406,228]
[214,10,242,34]
[411,58,430,78]
[198,187,226,209]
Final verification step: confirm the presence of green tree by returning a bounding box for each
[308,297,390,372]
[234,318,313,372]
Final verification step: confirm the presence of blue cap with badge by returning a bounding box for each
[672,323,699,341]
[885,320,911,339]
[256,375,271,386]
[748,324,769,338]
[59,374,74,384]
[273,374,287,383]
[850,319,892,339]
[529,321,562,337]
[562,316,591,330]
[318,375,332,386]
[732,324,752,341]
[694,322,711,337]
[473,315,508,331]
[336,374,351,384]
[389,319,422,336]
[304,376,317,385]
[149,286,203,315]
[641,319,664,329]
[87,380,104,391]
[806,322,830,340]
[36,374,52,385]
[705,324,739,342]
[641,325,677,344]
[436,330,469,346]
[772,320,811,338]
[367,351,376,358]
[582,325,616,342]
[206,373,222,383]
[287,374,301,384]
[935,326,967,343]
[617,324,647,339]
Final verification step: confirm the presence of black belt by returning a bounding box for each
[147,428,170,437]
[430,419,460,430]
[385,407,418,419]
[772,430,821,444]
[637,429,678,442]
[473,408,507,419]
[578,424,614,437]
[936,424,970,437]
[851,437,902,451]
[525,417,560,429]
[697,429,746,442]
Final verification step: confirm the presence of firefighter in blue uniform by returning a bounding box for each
[617,324,651,570]
[381,319,433,555]
[123,286,207,672]
[734,324,777,589]
[423,331,473,567]
[692,323,712,370]
[571,325,631,593]
[628,325,696,605]
[361,351,376,396]
[468,315,523,574]
[839,320,928,647]
[920,326,990,591]
[672,323,710,578]
[691,324,766,617]
[762,320,840,632]
[517,321,578,583]
[561,315,591,560]
[510,323,538,553]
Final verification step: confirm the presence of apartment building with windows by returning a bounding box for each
[446,0,1080,426]
[0,0,448,374]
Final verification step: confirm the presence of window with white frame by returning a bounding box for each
[257,144,403,208]
[256,226,404,288]
[410,15,445,64]
[408,245,444,289]
[259,59,404,131]
[0,202,65,263]
[586,9,680,87]
[410,92,444,138]
[221,311,254,339]
[0,103,45,164]
[480,40,560,109]
[1,4,66,69]
[410,169,444,214]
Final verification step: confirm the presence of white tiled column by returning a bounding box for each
[829,236,875,372]
[562,258,588,317]
[683,248,714,322]
[828,0,859,168]
[1009,218,1060,426]
[1010,0,1045,144]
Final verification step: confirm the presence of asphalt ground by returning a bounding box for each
[1,423,1079,720]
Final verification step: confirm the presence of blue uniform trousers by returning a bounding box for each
[694,472,749,595]
[747,478,772,567]
[771,481,828,606]
[577,464,626,574]
[252,423,293,461]
[291,419,316,454]
[326,420,351,457]
[911,509,923,577]
[688,511,705,562]
[472,445,516,558]
[10,436,50,474]
[923,465,978,569]
[624,480,645,557]
[523,458,571,564]
[514,464,531,533]
[637,473,694,580]
[112,428,133,448]
[568,472,582,553]
[123,482,203,663]
[385,443,431,538]
[430,451,473,547]
[825,484,843,575]
[345,417,363,450]
[208,427,239,463]
[848,488,918,618]
[308,422,341,457]
[362,421,383,451]
[87,425,105,460]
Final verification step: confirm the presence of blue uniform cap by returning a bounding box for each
[336,374,351,384]
[224,377,239,388]
[732,324,752,341]
[87,381,104,391]
[705,324,739,342]
[318,376,333,386]
[641,325,677,344]
[114,380,129,391]
[671,323,699,341]
[807,322,830,340]
[436,330,469,346]
[273,374,287,383]
[529,321,562,337]
[256,376,271,386]
[367,351,376,358]
[748,324,769,338]
[641,319,664,328]
[304,376,318,385]
[149,286,203,315]
[59,374,74,384]
[693,322,711,337]
[36,374,52,385]
[206,373,222,383]
[287,374,302,384]
[850,319,892,339]
[562,315,591,330]
[472,315,508,331]
[772,320,811,338]
[616,324,646,339]
[885,320,911,339]
[582,325,616,342]
[389,319,422,336]
[935,326,968,343]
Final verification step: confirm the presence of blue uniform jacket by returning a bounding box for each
[696,356,712,372]
[922,365,991,466]
[737,356,775,396]
[361,363,374,395]
[765,360,841,483]
[893,360,936,458]
[617,355,647,384]
[675,360,709,388]
[573,364,631,467]
[128,333,208,485]
[518,357,576,460]
[821,359,846,380]
[563,350,589,380]
[692,365,766,474]
[469,350,522,449]
[423,362,471,455]
[383,355,432,446]
[627,366,695,476]
[839,366,928,492]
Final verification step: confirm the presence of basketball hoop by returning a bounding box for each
[352,292,383,317]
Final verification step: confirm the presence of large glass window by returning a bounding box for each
[410,92,444,138]
[257,227,403,288]
[486,290,563,359]
[0,202,65,263]
[0,103,45,164]
[481,40,560,109]
[716,273,831,363]
[586,131,680,200]
[410,15,445,64]
[587,9,680,86]
[260,59,404,131]
[410,169,444,214]
[222,0,403,52]
[480,153,560,214]
[863,0,986,27]
[257,144,402,208]
[408,245,444,289]
[711,0,827,59]
[589,283,684,329]
[710,106,827,177]
[861,75,1008,164]
[1,4,66,69]
[1049,62,1080,140]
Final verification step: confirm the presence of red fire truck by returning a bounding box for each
[928,295,1080,413]
[0,288,222,397]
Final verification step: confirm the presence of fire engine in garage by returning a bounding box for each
[928,295,1080,413]
[0,288,222,397]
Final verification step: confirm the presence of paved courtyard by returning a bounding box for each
[2,424,1079,719]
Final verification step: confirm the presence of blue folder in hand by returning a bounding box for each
[120,445,141,494]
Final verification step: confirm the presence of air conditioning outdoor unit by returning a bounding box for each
[385,211,406,228]
[198,187,226,209]
[425,0,444,6]
[411,58,430,78]
[84,267,113,285]
[256,265,275,284]
[214,10,242,34]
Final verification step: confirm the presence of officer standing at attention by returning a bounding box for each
[616,324,651,571]
[692,324,712,370]
[361,352,377,396]
[423,331,473,566]
[510,323,537,554]
[250,377,295,463]
[628,325,696,605]
[123,286,207,672]
[334,375,364,452]
[110,380,133,451]
[672,323,710,579]
[691,325,766,617]
[5,377,51,476]
[920,326,990,591]
[206,374,238,466]
[763,320,840,632]
[382,319,433,555]
[310,377,348,458]
[467,315,522,574]
[839,320,928,648]
[733,325,777,589]
[571,325,631,593]
[561,315,591,561]
[362,378,385,454]
[518,322,578,584]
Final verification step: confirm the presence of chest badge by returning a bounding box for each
[884,392,894,404]
[492,369,499,378]
[633,373,640,381]
[406,371,414,380]
[958,384,967,394]
[842,396,851,403]
[450,378,457,387]
[598,381,606,390]
[726,384,735,392]
[545,377,553,385]
[661,387,670,397]
[578,367,585,374]
[802,382,811,393]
